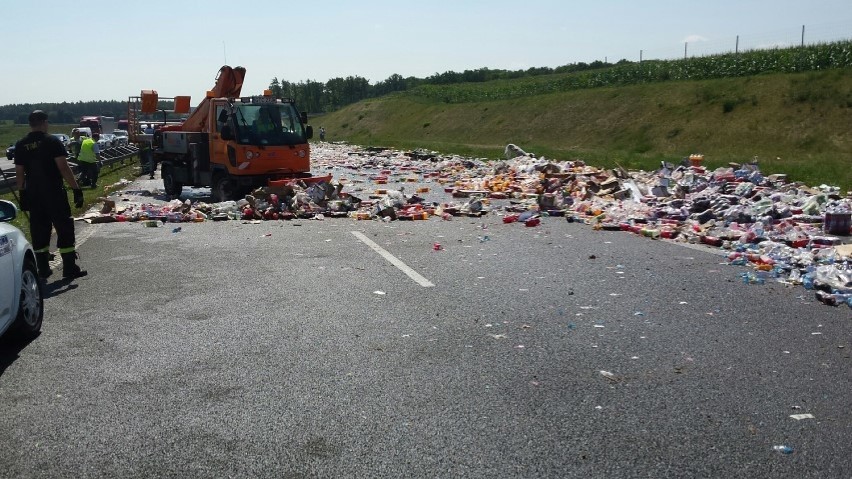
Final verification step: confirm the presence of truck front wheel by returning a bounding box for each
[212,174,236,202]
[161,164,183,198]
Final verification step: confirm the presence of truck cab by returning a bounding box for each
[79,117,101,135]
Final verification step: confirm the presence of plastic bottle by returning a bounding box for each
[641,228,660,239]
[772,445,794,455]
[741,272,765,285]
[833,293,852,307]
[802,274,815,290]
[788,269,802,283]
[815,291,838,306]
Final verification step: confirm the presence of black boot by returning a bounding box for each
[61,252,88,279]
[35,251,52,279]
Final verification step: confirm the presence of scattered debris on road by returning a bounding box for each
[84,142,851,308]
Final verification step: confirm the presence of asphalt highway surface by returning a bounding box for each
[1,173,850,478]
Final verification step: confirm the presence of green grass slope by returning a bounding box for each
[315,68,852,192]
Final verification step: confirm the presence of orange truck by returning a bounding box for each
[128,65,314,201]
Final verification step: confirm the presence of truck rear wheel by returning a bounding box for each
[212,174,236,202]
[161,165,183,198]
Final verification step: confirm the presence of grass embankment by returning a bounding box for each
[316,68,852,192]
[1,123,141,240]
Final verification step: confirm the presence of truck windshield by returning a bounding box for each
[231,103,306,146]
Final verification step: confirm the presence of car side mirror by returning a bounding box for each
[305,125,313,140]
[0,199,18,222]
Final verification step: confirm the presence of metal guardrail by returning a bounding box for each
[0,144,141,193]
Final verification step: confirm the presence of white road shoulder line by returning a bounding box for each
[351,231,435,287]
[47,223,99,269]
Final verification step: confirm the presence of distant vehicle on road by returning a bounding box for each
[79,116,102,135]
[112,129,129,146]
[99,133,117,149]
[72,127,92,138]
[5,144,13,161]
[51,133,70,148]
[0,200,43,342]
[78,116,115,136]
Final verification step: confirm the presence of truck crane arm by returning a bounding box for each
[180,65,246,133]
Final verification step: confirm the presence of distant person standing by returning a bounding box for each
[14,110,87,280]
[142,124,157,178]
[319,126,326,141]
[68,128,84,158]
[141,140,155,179]
[77,132,102,188]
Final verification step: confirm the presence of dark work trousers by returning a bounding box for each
[144,149,156,177]
[78,161,99,187]
[29,188,76,253]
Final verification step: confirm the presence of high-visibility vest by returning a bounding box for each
[78,138,97,163]
[69,137,83,156]
[256,119,275,134]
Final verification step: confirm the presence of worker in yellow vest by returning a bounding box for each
[68,129,84,157]
[77,133,102,188]
[252,109,279,138]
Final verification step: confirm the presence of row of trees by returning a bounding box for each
[0,61,621,121]
[0,100,126,125]
[267,61,619,113]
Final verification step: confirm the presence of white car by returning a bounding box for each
[112,129,129,146]
[72,127,93,138]
[0,200,43,341]
[51,133,70,148]
[98,133,116,149]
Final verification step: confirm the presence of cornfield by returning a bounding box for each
[409,40,852,104]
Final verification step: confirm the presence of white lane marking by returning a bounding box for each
[47,223,99,269]
[351,231,435,287]
[76,222,98,246]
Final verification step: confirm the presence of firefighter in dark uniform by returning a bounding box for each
[14,110,87,280]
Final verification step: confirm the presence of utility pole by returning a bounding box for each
[684,42,688,59]
[801,25,805,46]
[735,35,739,54]
[639,50,642,62]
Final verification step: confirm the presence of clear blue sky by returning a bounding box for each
[2,0,850,105]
